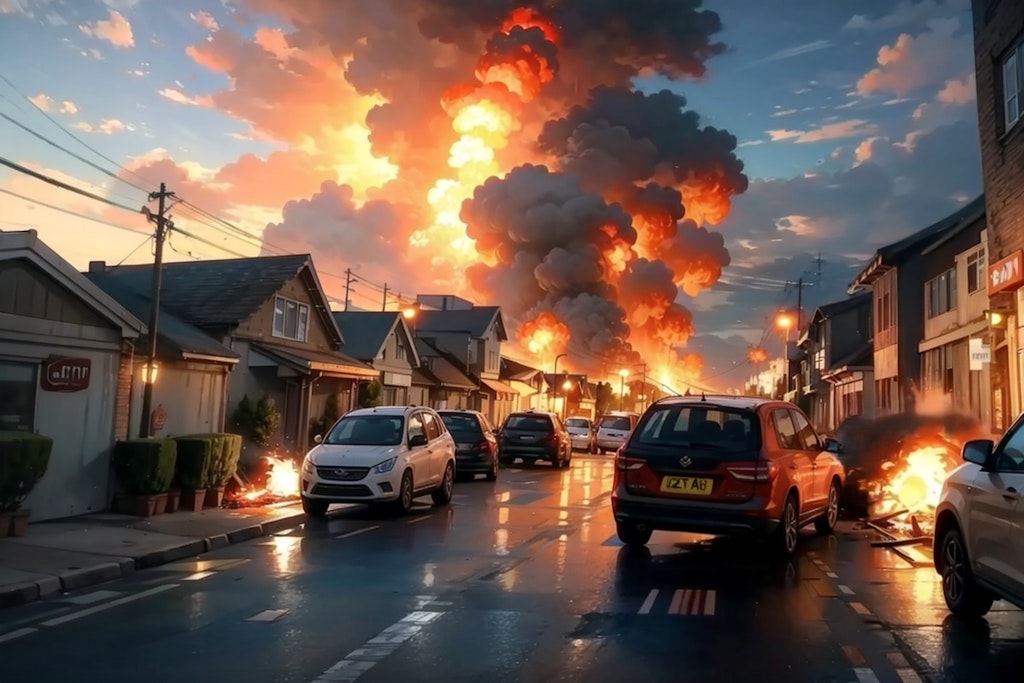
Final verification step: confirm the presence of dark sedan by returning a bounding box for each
[438,409,499,481]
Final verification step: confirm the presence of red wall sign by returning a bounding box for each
[989,249,1024,295]
[40,356,92,392]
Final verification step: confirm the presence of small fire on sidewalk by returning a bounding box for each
[225,454,300,508]
[866,438,961,536]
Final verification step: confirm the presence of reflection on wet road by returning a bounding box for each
[0,456,1020,682]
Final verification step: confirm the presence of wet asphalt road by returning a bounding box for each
[1,455,1022,683]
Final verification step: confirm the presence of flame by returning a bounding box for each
[501,7,561,44]
[681,181,733,226]
[868,439,961,534]
[242,455,300,501]
[520,311,571,358]
[748,346,769,364]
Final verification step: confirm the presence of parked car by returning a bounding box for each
[595,411,640,453]
[610,395,845,556]
[565,416,597,453]
[933,417,1024,619]
[300,405,456,517]
[437,409,499,481]
[498,410,573,468]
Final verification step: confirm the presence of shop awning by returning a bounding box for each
[480,378,518,397]
[251,343,378,379]
[510,379,540,398]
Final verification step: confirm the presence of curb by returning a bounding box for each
[0,510,306,610]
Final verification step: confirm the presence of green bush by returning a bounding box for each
[176,433,241,487]
[0,432,53,513]
[171,437,213,490]
[111,439,176,495]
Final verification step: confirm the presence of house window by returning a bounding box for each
[272,296,309,342]
[395,337,406,362]
[1003,42,1023,131]
[875,290,893,334]
[925,268,956,318]
[0,361,37,432]
[813,347,824,372]
[967,249,986,293]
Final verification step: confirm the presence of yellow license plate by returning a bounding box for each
[660,476,713,495]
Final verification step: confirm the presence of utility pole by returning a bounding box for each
[344,268,353,311]
[785,276,814,332]
[382,283,388,312]
[139,182,174,439]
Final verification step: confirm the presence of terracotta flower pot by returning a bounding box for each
[0,512,12,537]
[9,510,29,537]
[165,489,181,513]
[204,485,225,508]
[132,495,158,518]
[180,488,206,513]
[152,492,168,516]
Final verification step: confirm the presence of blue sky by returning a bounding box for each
[0,0,982,389]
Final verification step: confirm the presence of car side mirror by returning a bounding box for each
[313,434,322,444]
[963,439,995,468]
[409,433,428,448]
[823,437,842,454]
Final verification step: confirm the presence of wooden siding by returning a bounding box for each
[234,270,336,352]
[0,259,109,328]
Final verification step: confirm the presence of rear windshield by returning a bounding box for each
[599,416,632,431]
[633,405,759,451]
[565,418,590,429]
[440,412,482,436]
[504,415,553,432]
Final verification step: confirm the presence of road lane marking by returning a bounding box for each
[703,590,716,616]
[182,571,216,581]
[895,669,923,683]
[61,590,125,605]
[335,526,379,539]
[246,609,289,622]
[663,589,715,616]
[842,645,866,666]
[838,584,855,595]
[407,515,432,524]
[668,589,685,615]
[0,627,36,644]
[40,584,179,627]
[854,668,881,683]
[638,589,658,615]
[826,571,839,578]
[850,602,872,615]
[311,610,446,683]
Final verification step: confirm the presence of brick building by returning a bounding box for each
[972,0,1024,429]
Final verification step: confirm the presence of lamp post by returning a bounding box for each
[551,353,567,411]
[618,368,629,411]
[776,312,793,399]
[562,378,572,421]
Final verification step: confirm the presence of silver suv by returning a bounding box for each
[933,419,1024,619]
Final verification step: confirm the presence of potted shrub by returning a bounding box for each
[172,436,213,512]
[110,438,177,517]
[0,432,52,537]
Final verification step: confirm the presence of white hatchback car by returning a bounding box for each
[300,405,456,517]
[934,422,1024,619]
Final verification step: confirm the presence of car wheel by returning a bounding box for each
[392,470,414,515]
[432,462,455,505]
[301,496,329,519]
[486,457,498,481]
[616,521,653,547]
[814,479,841,534]
[939,526,994,619]
[774,494,799,557]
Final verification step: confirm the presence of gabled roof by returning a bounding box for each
[85,273,238,363]
[88,254,340,341]
[416,306,507,341]
[813,292,872,324]
[500,355,544,382]
[414,337,477,389]
[0,229,144,338]
[850,195,985,293]
[333,311,420,366]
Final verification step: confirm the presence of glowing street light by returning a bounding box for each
[561,378,573,420]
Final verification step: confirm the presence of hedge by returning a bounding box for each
[171,437,214,489]
[111,438,176,496]
[174,433,241,488]
[0,432,52,513]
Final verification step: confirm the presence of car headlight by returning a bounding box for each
[302,458,314,475]
[373,456,398,474]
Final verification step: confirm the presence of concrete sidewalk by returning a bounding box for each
[0,502,306,609]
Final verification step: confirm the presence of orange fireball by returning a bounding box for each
[520,312,571,359]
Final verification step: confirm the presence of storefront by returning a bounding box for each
[987,249,1023,432]
[0,231,145,520]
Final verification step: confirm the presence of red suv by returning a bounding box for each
[611,395,845,555]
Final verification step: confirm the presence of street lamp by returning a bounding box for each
[619,368,629,411]
[402,303,420,337]
[561,378,572,420]
[776,312,793,399]
[551,353,567,411]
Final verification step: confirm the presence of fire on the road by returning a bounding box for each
[233,455,300,504]
[868,441,961,533]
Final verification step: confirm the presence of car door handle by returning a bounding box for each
[1004,486,1019,501]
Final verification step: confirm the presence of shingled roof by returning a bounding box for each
[88,254,319,330]
[333,311,419,366]
[416,306,507,340]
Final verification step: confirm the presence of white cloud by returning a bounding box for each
[158,87,211,106]
[768,119,879,144]
[28,93,53,111]
[190,10,219,31]
[79,9,134,48]
[739,40,833,69]
[856,17,972,97]
[843,0,969,31]
[72,118,130,135]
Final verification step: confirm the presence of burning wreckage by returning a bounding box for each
[835,410,992,552]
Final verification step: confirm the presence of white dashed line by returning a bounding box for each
[182,571,216,581]
[40,584,179,627]
[854,668,880,683]
[246,609,290,622]
[406,515,432,524]
[896,669,923,683]
[311,610,446,682]
[0,627,36,644]
[61,590,124,605]
[638,589,659,615]
[826,571,839,578]
[838,584,855,595]
[335,526,380,539]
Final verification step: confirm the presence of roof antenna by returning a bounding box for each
[700,392,707,402]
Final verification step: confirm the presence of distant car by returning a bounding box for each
[565,416,597,453]
[300,405,456,517]
[610,395,845,556]
[933,417,1024,619]
[498,410,573,468]
[595,411,640,453]
[437,409,499,481]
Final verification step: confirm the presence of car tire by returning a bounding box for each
[392,470,415,515]
[302,497,329,519]
[774,494,800,557]
[616,521,653,547]
[486,457,498,481]
[939,526,994,619]
[814,479,841,535]
[432,462,455,506]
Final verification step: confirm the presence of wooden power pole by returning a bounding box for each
[139,182,174,438]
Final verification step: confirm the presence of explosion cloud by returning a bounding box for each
[241,0,746,387]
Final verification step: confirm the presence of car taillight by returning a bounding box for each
[614,451,645,471]
[727,461,778,482]
[478,440,491,454]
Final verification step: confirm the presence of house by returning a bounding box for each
[544,373,596,420]
[500,356,548,410]
[413,303,517,425]
[917,203,992,426]
[0,230,145,521]
[849,197,986,415]
[86,254,378,455]
[85,270,239,439]
[799,293,874,433]
[971,0,1024,428]
[412,338,478,409]
[333,311,420,405]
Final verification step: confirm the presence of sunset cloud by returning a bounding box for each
[856,17,970,97]
[79,9,134,48]
[190,10,219,31]
[71,118,130,135]
[768,119,879,144]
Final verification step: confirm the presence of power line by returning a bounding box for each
[0,154,140,213]
[0,187,149,236]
